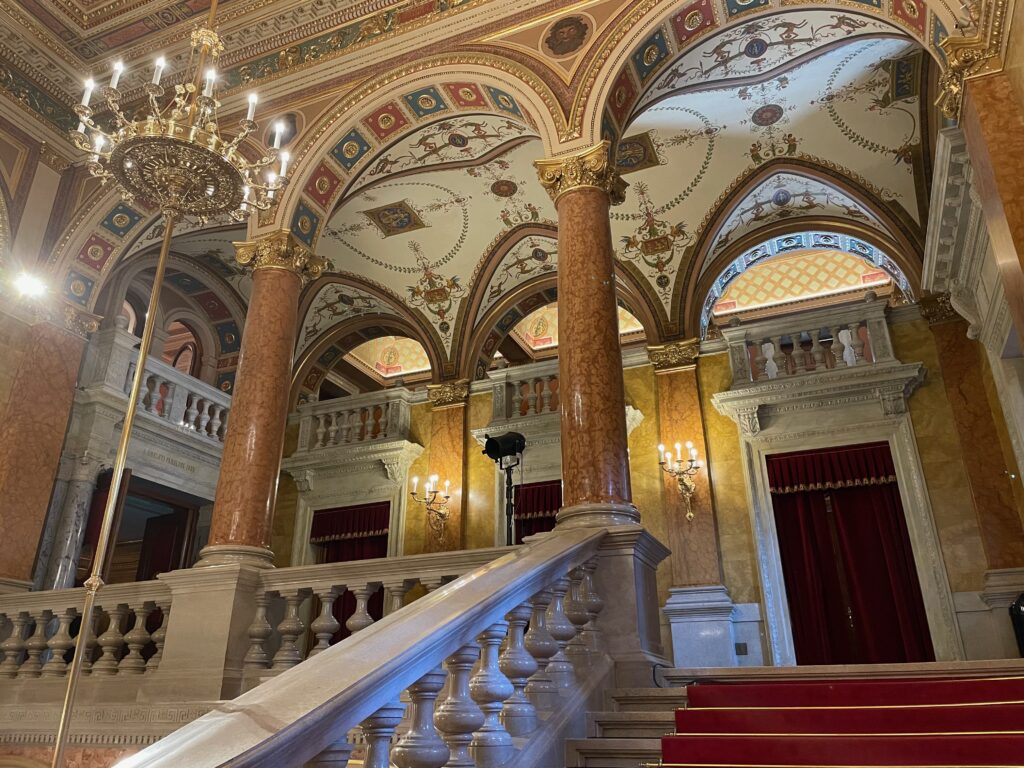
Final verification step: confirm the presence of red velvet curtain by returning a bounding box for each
[311,502,390,641]
[514,480,562,543]
[768,443,934,665]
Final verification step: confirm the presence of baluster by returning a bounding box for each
[435,645,484,768]
[511,382,524,416]
[272,591,307,670]
[499,603,537,736]
[848,323,866,364]
[244,594,273,671]
[382,580,407,615]
[565,567,590,666]
[145,375,159,414]
[327,412,340,446]
[545,578,576,688]
[197,400,212,434]
[524,590,558,709]
[750,342,767,381]
[218,409,229,440]
[470,622,515,767]
[148,603,170,672]
[377,402,390,439]
[0,612,27,678]
[346,586,375,634]
[361,704,405,768]
[43,608,76,677]
[809,329,826,370]
[79,607,100,674]
[392,669,449,768]
[770,335,786,378]
[579,559,605,652]
[92,605,127,675]
[541,375,555,413]
[19,611,49,678]
[209,405,224,438]
[790,331,808,373]
[314,414,327,448]
[158,379,172,417]
[309,589,341,657]
[829,326,847,368]
[337,410,350,443]
[420,576,444,593]
[119,602,152,675]
[525,378,539,415]
[309,739,353,768]
[184,392,199,428]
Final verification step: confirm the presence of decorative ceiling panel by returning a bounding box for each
[297,282,402,357]
[511,303,645,352]
[344,335,431,381]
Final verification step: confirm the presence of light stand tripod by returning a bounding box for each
[499,453,521,547]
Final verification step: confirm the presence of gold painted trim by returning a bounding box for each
[534,139,626,204]
[648,339,699,371]
[427,378,471,408]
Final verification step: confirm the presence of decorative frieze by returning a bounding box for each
[427,379,470,409]
[647,339,699,372]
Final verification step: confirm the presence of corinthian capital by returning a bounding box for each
[534,140,627,205]
[233,229,328,283]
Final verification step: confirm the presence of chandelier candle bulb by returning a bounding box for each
[412,476,419,493]
[204,69,216,97]
[151,57,165,85]
[279,150,290,178]
[246,93,258,121]
[80,78,94,106]
[273,121,283,149]
[109,61,123,89]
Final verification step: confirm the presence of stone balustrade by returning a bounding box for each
[719,294,896,387]
[294,388,414,454]
[113,528,611,768]
[488,359,561,421]
[0,580,171,682]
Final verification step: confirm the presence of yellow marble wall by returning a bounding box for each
[270,422,301,567]
[891,319,988,592]
[403,400,432,556]
[698,352,761,605]
[465,391,497,550]
[980,348,1024,527]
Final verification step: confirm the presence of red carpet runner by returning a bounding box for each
[661,676,1024,767]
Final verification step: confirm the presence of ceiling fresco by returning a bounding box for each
[510,303,646,354]
[297,282,403,357]
[711,248,892,317]
[475,233,559,322]
[344,335,432,382]
[611,36,924,316]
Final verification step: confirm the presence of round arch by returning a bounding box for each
[573,1,952,151]
[260,56,568,245]
[162,307,220,384]
[291,314,441,408]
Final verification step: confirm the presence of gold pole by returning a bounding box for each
[50,208,179,768]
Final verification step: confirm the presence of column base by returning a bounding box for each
[194,544,275,569]
[556,501,640,528]
[663,585,739,668]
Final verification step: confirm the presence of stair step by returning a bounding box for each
[605,686,686,712]
[565,736,661,768]
[588,710,675,738]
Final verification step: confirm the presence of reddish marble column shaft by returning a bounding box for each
[0,319,86,583]
[930,318,1024,569]
[207,267,301,559]
[655,365,723,586]
[555,185,634,515]
[962,75,1024,341]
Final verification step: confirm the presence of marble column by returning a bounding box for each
[424,380,469,553]
[43,455,103,590]
[0,305,95,586]
[649,340,739,667]
[198,230,325,568]
[961,74,1024,341]
[535,141,637,527]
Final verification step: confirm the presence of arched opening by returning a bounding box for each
[161,320,203,379]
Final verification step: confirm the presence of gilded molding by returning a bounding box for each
[234,229,328,282]
[937,0,1009,120]
[38,141,71,172]
[534,140,627,205]
[427,378,470,408]
[918,292,961,325]
[648,338,700,371]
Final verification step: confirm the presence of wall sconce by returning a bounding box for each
[410,474,452,542]
[658,441,702,521]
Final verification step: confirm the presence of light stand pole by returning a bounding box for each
[500,454,521,547]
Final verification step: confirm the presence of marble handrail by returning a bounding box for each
[113,527,606,768]
[0,580,172,680]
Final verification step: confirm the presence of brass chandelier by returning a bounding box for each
[53,3,288,765]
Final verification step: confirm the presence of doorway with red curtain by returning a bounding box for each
[310,501,390,642]
[513,480,561,544]
[767,442,935,665]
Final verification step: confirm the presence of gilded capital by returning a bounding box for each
[919,293,961,325]
[936,0,1007,119]
[648,339,700,371]
[534,140,627,205]
[427,378,470,409]
[233,229,328,283]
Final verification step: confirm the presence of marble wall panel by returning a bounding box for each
[891,319,988,592]
[0,320,86,582]
[980,346,1024,528]
[930,320,1024,569]
[464,391,497,550]
[697,352,760,605]
[424,402,466,553]
[403,401,432,556]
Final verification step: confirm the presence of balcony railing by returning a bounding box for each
[294,388,414,454]
[719,295,896,387]
[488,358,561,421]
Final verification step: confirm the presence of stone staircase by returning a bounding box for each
[566,685,686,767]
